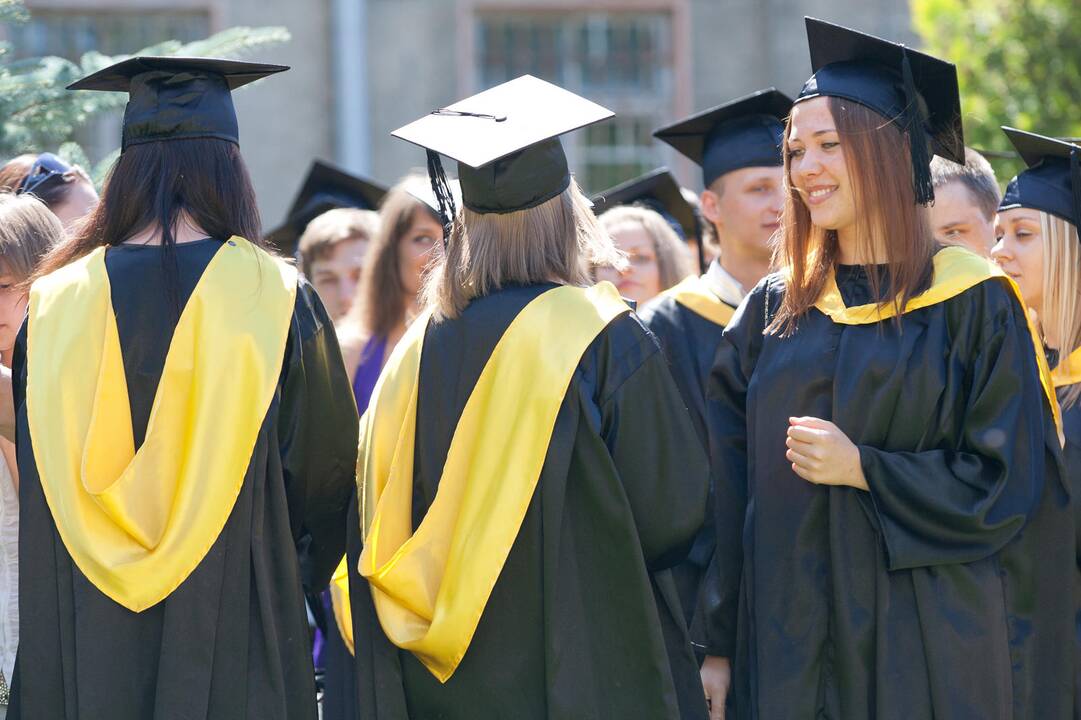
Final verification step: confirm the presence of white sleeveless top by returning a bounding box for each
[0,457,17,703]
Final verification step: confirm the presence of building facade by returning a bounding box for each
[12,0,914,231]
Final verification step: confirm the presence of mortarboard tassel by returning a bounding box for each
[425,149,457,247]
[1070,148,1081,234]
[900,49,935,206]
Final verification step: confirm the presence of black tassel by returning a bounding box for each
[901,49,935,206]
[1070,148,1081,230]
[425,149,457,247]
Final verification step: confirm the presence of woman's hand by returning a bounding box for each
[785,416,868,490]
[700,655,731,720]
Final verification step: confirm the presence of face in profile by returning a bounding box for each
[309,237,369,322]
[786,97,857,232]
[929,180,996,257]
[702,166,784,258]
[594,222,662,305]
[991,207,1044,312]
[0,263,27,359]
[398,206,443,298]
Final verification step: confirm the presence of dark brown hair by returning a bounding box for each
[769,96,934,335]
[32,138,263,305]
[344,179,436,339]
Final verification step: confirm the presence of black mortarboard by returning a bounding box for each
[391,75,614,236]
[653,89,791,188]
[67,56,289,151]
[999,127,1081,230]
[795,18,964,205]
[592,168,698,241]
[266,160,389,251]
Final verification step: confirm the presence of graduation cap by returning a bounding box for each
[795,18,964,205]
[398,174,463,218]
[653,88,791,188]
[391,75,614,236]
[266,160,389,251]
[999,127,1081,230]
[67,56,289,151]
[592,168,698,242]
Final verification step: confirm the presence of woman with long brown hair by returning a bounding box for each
[9,57,358,720]
[696,20,1072,720]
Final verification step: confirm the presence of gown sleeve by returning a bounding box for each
[693,281,768,659]
[278,281,360,592]
[858,279,1048,571]
[602,316,709,572]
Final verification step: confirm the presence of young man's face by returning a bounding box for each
[701,165,785,260]
[928,180,996,257]
[308,237,369,321]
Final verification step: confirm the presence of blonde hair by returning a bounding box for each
[423,177,626,320]
[1039,211,1081,409]
[598,205,695,291]
[0,193,63,283]
[298,207,380,276]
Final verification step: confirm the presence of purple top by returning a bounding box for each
[351,335,388,414]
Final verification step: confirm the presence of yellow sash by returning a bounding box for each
[813,245,1061,441]
[1053,347,1081,388]
[329,556,354,655]
[26,236,297,612]
[661,274,736,327]
[357,283,630,682]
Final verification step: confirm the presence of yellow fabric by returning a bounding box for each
[813,245,1062,442]
[358,282,630,682]
[26,236,297,612]
[662,274,736,327]
[1053,347,1081,388]
[329,556,354,655]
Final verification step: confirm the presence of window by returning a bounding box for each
[475,10,676,193]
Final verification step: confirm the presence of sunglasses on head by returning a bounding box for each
[17,152,74,196]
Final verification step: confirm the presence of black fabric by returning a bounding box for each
[8,239,359,720]
[592,168,699,242]
[639,293,729,628]
[1000,156,1080,228]
[458,139,570,214]
[697,262,1073,719]
[1061,389,1081,720]
[351,283,710,719]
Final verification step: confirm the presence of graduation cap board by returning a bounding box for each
[592,168,699,242]
[392,74,614,230]
[67,56,289,151]
[653,88,791,188]
[266,160,390,252]
[999,127,1081,231]
[795,17,964,205]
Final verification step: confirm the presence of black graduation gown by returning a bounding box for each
[9,239,359,720]
[698,264,1073,720]
[639,294,729,629]
[350,283,710,720]
[1062,388,1081,720]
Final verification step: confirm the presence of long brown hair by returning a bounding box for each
[769,97,934,335]
[343,178,434,340]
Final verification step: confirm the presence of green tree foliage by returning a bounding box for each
[0,0,289,183]
[912,0,1081,179]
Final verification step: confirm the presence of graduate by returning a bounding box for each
[990,129,1081,714]
[697,19,1073,719]
[9,57,359,720]
[349,75,709,720]
[634,91,789,632]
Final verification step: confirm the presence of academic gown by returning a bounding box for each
[698,263,1073,720]
[350,283,710,720]
[9,239,359,720]
[1062,388,1081,720]
[639,292,730,628]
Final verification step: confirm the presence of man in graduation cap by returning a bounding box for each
[627,89,789,652]
[348,74,710,720]
[267,161,388,321]
[9,57,359,720]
